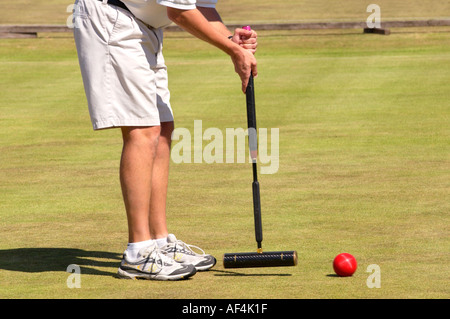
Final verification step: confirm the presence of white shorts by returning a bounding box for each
[73,0,174,130]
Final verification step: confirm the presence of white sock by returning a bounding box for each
[155,236,168,248]
[125,239,155,261]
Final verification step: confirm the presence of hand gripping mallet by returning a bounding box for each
[223,34,298,268]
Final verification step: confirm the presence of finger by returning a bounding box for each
[251,63,258,79]
[249,30,257,40]
[236,28,252,40]
[243,43,256,50]
[242,78,248,93]
[239,38,257,45]
[241,67,252,93]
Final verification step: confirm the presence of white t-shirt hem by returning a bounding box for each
[196,4,216,8]
[157,1,196,10]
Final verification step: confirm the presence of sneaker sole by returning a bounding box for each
[117,267,196,281]
[193,256,217,271]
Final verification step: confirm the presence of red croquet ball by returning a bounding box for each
[333,253,357,277]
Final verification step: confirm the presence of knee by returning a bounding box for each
[121,126,161,150]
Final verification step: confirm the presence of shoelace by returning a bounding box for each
[139,246,173,267]
[172,239,206,256]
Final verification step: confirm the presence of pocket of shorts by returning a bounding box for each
[108,9,135,45]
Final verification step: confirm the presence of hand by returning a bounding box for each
[230,45,258,93]
[231,28,258,54]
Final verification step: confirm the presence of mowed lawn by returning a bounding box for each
[1,0,449,24]
[0,26,449,299]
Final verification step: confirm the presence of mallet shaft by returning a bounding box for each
[246,74,263,250]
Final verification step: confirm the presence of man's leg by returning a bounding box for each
[149,121,174,240]
[118,124,197,280]
[120,125,161,243]
[149,121,217,270]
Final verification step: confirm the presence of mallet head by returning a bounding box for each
[223,251,298,268]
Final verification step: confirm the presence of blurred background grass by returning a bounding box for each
[0,0,449,24]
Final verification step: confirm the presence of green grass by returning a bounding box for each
[1,0,449,24]
[1,0,449,298]
[1,27,449,299]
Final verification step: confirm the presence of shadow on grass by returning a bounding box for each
[0,248,121,277]
[212,269,292,277]
[0,248,295,278]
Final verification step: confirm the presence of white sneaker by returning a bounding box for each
[117,242,196,281]
[160,234,216,271]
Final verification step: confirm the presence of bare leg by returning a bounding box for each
[149,121,174,239]
[120,126,161,243]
